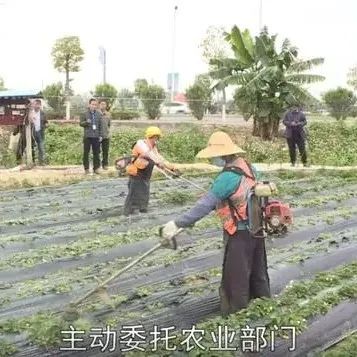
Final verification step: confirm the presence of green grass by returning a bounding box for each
[0,227,159,270]
[3,121,357,168]
[319,332,357,357]
[0,340,17,357]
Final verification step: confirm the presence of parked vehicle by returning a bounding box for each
[161,101,191,114]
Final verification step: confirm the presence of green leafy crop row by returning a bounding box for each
[15,121,357,168]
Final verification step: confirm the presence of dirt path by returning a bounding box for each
[1,162,356,191]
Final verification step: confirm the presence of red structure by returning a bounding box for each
[0,90,43,126]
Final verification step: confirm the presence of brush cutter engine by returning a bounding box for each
[263,200,293,234]
[252,181,293,236]
[115,156,133,176]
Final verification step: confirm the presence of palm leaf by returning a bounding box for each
[244,66,280,91]
[229,26,254,66]
[209,67,232,81]
[288,58,325,73]
[286,74,325,84]
[222,72,251,86]
[284,82,320,105]
[242,29,255,58]
[255,36,270,65]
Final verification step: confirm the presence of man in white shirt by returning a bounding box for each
[32,99,48,165]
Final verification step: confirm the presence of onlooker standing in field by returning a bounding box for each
[99,100,111,170]
[31,99,48,165]
[14,100,36,165]
[282,105,308,167]
[80,98,103,174]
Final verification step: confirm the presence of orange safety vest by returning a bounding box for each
[216,158,257,235]
[126,139,155,177]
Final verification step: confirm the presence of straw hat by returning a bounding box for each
[196,131,246,159]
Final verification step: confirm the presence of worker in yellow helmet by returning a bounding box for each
[123,126,177,216]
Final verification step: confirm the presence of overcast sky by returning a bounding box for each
[0,0,356,98]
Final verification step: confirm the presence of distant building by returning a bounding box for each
[174,93,187,103]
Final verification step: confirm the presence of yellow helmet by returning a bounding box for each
[145,126,162,138]
[196,131,246,159]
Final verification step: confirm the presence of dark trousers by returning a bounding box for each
[286,133,307,164]
[220,230,271,316]
[34,131,46,164]
[83,137,100,171]
[101,138,110,168]
[123,176,150,215]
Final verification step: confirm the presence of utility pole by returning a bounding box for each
[171,5,178,101]
[99,46,106,85]
[102,48,106,84]
[259,0,263,32]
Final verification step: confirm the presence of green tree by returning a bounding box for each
[118,88,136,110]
[92,83,118,110]
[43,82,65,112]
[186,75,212,120]
[323,87,357,120]
[200,26,233,118]
[209,26,324,140]
[134,79,149,96]
[51,36,84,94]
[347,65,357,92]
[136,81,165,119]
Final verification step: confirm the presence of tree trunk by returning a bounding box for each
[65,64,71,120]
[261,120,274,141]
[252,117,260,137]
[272,119,280,138]
[65,101,71,120]
[221,87,226,120]
[65,71,70,94]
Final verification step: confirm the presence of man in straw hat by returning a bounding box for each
[160,131,271,316]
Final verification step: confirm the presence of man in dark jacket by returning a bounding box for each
[80,98,103,174]
[282,106,308,167]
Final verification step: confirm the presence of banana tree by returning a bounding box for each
[209,26,325,140]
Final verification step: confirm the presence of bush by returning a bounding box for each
[158,127,208,162]
[2,122,357,168]
[139,84,166,119]
[92,83,118,110]
[308,121,357,166]
[45,125,83,164]
[111,110,140,120]
[42,82,65,112]
[350,106,357,118]
[44,125,208,166]
[46,111,65,120]
[186,75,212,120]
[323,87,357,120]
